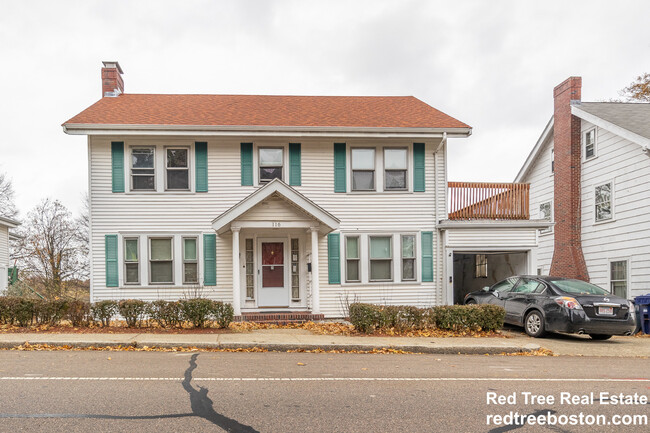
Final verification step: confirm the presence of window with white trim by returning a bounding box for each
[345,236,360,282]
[584,128,596,159]
[539,201,552,233]
[245,239,254,299]
[550,148,554,173]
[369,236,392,281]
[475,254,487,278]
[149,238,173,284]
[610,260,627,298]
[124,237,139,284]
[401,235,416,281]
[259,148,283,182]
[384,148,408,190]
[291,238,300,300]
[166,148,190,190]
[351,148,375,191]
[131,147,155,190]
[182,237,198,284]
[595,182,613,222]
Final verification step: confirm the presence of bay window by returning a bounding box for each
[149,238,173,284]
[369,236,392,281]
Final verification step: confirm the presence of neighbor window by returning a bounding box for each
[124,237,139,284]
[550,148,554,173]
[401,235,416,281]
[584,128,596,159]
[131,147,155,190]
[259,148,283,182]
[183,237,198,284]
[149,238,173,284]
[369,236,392,281]
[595,182,613,222]
[166,148,190,190]
[384,148,408,190]
[245,239,254,299]
[345,236,360,282]
[351,148,375,191]
[475,254,487,278]
[610,260,627,298]
[539,201,552,233]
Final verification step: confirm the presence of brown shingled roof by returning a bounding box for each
[63,94,470,129]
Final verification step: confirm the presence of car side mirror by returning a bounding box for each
[492,291,500,298]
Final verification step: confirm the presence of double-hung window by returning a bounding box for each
[550,148,554,174]
[166,148,190,190]
[610,260,627,298]
[401,235,415,281]
[149,238,173,284]
[369,236,392,281]
[595,182,613,222]
[259,148,283,182]
[345,236,360,282]
[584,128,596,159]
[124,238,139,284]
[131,147,155,190]
[539,201,552,233]
[183,237,198,284]
[384,148,408,190]
[351,148,375,191]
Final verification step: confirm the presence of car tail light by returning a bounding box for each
[554,297,583,310]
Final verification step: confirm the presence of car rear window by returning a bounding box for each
[549,279,610,295]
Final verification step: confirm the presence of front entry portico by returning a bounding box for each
[212,179,340,316]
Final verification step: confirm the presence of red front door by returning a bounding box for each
[258,240,288,307]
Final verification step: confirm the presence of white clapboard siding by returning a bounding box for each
[445,228,538,249]
[521,134,554,274]
[89,136,444,316]
[0,225,9,293]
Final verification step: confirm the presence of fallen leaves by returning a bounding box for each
[498,348,557,357]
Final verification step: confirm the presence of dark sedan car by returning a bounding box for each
[464,276,636,339]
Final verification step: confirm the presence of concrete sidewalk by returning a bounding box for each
[0,329,540,355]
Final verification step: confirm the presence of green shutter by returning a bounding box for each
[289,143,301,186]
[195,142,208,192]
[111,142,125,193]
[241,143,253,186]
[333,143,346,193]
[105,234,119,287]
[327,233,341,284]
[421,231,433,282]
[413,142,425,192]
[203,233,217,286]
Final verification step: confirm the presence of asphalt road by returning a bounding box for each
[0,351,648,432]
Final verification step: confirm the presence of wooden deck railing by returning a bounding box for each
[448,182,530,220]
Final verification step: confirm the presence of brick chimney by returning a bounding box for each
[101,61,124,97]
[549,77,589,281]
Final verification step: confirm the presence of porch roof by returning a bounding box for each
[212,179,340,235]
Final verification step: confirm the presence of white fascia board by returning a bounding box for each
[62,123,472,138]
[437,219,554,230]
[212,179,340,234]
[571,106,650,150]
[514,116,554,182]
[0,216,20,228]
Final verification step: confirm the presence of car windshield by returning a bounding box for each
[549,279,610,295]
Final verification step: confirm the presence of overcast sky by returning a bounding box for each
[1,0,649,218]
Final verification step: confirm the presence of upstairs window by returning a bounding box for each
[550,148,554,174]
[384,148,408,190]
[595,182,613,222]
[584,128,596,159]
[131,147,155,190]
[351,148,375,191]
[149,238,173,284]
[166,148,189,190]
[539,201,552,233]
[124,238,139,284]
[259,148,283,182]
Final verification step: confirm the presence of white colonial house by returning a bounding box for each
[63,62,548,319]
[516,76,650,301]
[0,215,20,294]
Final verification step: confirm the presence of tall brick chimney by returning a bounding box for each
[101,61,124,97]
[549,77,589,281]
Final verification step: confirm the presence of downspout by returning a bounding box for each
[434,133,446,305]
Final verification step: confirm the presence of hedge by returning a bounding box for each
[349,303,505,333]
[0,297,235,329]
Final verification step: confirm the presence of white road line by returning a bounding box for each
[0,377,648,382]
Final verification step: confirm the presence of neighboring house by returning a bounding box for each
[63,62,547,318]
[516,76,650,301]
[0,215,20,294]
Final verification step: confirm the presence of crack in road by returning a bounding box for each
[0,353,260,432]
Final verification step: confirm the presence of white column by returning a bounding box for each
[232,227,241,316]
[310,226,320,314]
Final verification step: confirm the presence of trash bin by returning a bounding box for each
[635,294,650,335]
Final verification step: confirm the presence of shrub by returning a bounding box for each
[147,300,182,328]
[118,299,147,327]
[91,300,118,327]
[13,298,35,327]
[212,301,234,328]
[67,300,91,327]
[180,298,215,328]
[349,303,382,333]
[34,299,70,326]
[0,297,20,324]
[430,304,505,331]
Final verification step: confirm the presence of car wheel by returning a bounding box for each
[524,311,545,338]
[465,299,476,305]
[589,334,612,340]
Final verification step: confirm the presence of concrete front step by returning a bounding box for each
[235,312,325,324]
